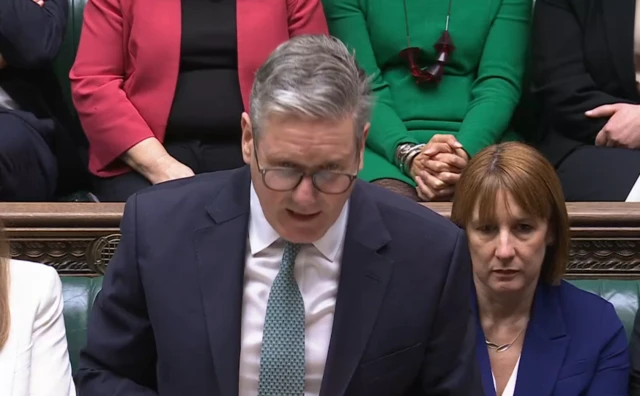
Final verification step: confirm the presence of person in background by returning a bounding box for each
[0,227,76,395]
[75,35,482,396]
[0,0,87,201]
[322,0,531,202]
[70,0,328,202]
[532,0,640,201]
[452,142,630,396]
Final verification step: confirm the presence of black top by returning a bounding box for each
[531,0,640,166]
[165,0,244,142]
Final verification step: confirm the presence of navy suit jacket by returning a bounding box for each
[0,0,89,195]
[475,280,629,396]
[76,166,483,396]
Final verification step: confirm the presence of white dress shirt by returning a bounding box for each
[0,259,76,396]
[626,174,640,202]
[492,355,520,396]
[0,86,19,110]
[238,184,349,396]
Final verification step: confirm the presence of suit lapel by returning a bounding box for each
[193,167,251,396]
[602,0,639,98]
[471,292,498,396]
[514,283,569,396]
[319,183,393,396]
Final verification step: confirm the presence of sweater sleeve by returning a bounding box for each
[456,0,532,156]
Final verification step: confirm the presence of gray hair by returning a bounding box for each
[249,35,373,143]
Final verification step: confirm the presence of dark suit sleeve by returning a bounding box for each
[531,0,634,144]
[628,311,640,395]
[586,302,630,395]
[0,0,68,68]
[419,229,483,395]
[75,194,159,395]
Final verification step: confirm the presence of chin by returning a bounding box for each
[490,281,526,294]
[279,223,328,244]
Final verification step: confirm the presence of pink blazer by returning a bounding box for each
[70,0,328,177]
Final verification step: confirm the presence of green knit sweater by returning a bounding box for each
[323,0,531,184]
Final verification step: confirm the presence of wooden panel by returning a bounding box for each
[0,203,123,277]
[0,202,638,279]
[422,202,640,279]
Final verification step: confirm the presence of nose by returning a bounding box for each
[495,229,516,261]
[291,176,317,206]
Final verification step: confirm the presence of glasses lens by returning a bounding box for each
[263,169,355,194]
[314,172,354,194]
[263,169,303,191]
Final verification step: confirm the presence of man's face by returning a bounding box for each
[241,113,368,243]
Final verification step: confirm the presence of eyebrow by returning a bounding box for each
[471,215,535,224]
[268,158,346,170]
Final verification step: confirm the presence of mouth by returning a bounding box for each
[287,209,320,221]
[492,269,520,277]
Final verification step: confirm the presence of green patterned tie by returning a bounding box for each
[258,241,305,396]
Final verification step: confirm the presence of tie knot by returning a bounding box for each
[282,241,301,272]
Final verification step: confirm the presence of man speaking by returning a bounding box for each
[76,35,482,396]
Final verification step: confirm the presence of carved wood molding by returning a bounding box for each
[7,231,121,276]
[0,202,638,279]
[0,203,124,276]
[423,202,640,279]
[565,239,640,279]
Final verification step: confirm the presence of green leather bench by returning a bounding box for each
[60,277,640,374]
[62,277,102,373]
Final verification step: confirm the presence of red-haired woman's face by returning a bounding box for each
[467,192,553,295]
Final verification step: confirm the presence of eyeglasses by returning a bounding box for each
[399,0,455,84]
[253,143,358,194]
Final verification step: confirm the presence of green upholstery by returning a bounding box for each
[59,276,640,374]
[53,0,90,124]
[61,276,103,373]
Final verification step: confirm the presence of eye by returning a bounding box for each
[476,225,497,234]
[515,223,534,233]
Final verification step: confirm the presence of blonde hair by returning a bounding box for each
[451,142,570,284]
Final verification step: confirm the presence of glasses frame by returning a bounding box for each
[253,141,359,195]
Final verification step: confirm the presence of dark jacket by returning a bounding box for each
[0,0,88,196]
[531,0,640,165]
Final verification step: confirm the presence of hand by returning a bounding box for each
[586,103,640,149]
[414,135,468,173]
[148,155,195,185]
[32,0,44,6]
[415,170,456,202]
[413,134,468,201]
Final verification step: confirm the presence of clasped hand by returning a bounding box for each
[586,103,640,149]
[411,134,468,202]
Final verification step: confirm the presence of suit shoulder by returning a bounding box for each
[130,168,242,218]
[558,280,613,309]
[558,281,623,333]
[135,170,233,204]
[9,259,58,284]
[358,181,462,238]
[8,259,61,307]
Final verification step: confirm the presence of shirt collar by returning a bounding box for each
[248,183,349,262]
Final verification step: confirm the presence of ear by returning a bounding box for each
[358,122,370,171]
[241,113,253,165]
